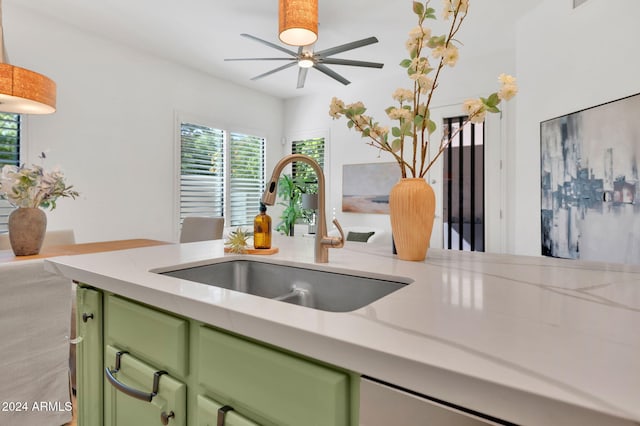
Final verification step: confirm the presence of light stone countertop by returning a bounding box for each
[45,236,640,425]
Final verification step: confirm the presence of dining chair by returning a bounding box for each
[0,233,8,250]
[42,229,76,248]
[0,259,73,426]
[180,216,225,243]
[0,228,76,251]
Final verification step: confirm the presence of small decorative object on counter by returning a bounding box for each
[224,227,250,254]
[253,202,272,249]
[0,162,78,256]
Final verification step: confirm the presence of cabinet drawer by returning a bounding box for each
[106,295,188,376]
[105,345,186,426]
[198,326,352,426]
[197,394,259,426]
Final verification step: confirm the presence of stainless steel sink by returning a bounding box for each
[159,259,411,312]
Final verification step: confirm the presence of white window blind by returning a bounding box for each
[228,132,265,227]
[180,123,225,221]
[179,122,265,229]
[0,113,20,232]
[292,137,325,193]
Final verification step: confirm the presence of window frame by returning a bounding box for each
[0,113,23,232]
[174,112,267,240]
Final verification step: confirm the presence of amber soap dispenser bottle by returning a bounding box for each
[253,202,272,249]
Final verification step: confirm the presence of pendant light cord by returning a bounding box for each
[0,0,9,63]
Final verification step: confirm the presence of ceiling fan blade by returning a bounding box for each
[297,67,309,89]
[319,58,384,68]
[313,64,350,85]
[240,33,298,57]
[250,62,297,81]
[315,37,379,58]
[225,58,296,61]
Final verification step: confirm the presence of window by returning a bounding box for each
[180,123,225,219]
[179,122,265,229]
[228,132,265,227]
[291,137,325,194]
[0,113,20,232]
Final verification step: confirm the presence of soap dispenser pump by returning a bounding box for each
[253,202,272,249]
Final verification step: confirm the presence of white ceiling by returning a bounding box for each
[7,0,544,99]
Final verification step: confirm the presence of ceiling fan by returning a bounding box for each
[224,33,384,88]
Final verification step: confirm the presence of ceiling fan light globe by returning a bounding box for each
[298,58,314,68]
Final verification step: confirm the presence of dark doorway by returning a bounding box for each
[442,117,485,252]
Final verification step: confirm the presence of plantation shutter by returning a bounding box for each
[229,132,265,227]
[180,123,225,222]
[291,137,325,192]
[0,113,20,232]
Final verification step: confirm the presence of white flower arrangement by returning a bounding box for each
[329,0,518,178]
[0,164,78,210]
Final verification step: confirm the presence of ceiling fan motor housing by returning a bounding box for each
[224,34,383,89]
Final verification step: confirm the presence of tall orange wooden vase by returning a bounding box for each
[389,178,435,261]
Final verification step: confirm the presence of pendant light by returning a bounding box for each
[278,0,318,47]
[0,0,56,114]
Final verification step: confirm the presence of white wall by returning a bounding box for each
[513,0,640,255]
[284,47,516,252]
[5,4,284,243]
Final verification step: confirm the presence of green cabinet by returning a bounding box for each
[104,345,186,426]
[75,286,358,425]
[197,326,353,426]
[76,286,104,426]
[105,294,189,377]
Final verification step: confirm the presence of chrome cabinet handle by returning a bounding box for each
[217,405,234,426]
[105,351,167,402]
[82,313,94,322]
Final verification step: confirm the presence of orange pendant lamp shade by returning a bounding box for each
[0,0,56,114]
[0,63,56,114]
[279,0,318,46]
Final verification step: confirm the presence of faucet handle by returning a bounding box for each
[320,218,344,253]
[330,218,345,248]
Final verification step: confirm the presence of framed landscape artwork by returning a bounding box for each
[342,162,399,214]
[540,92,640,265]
